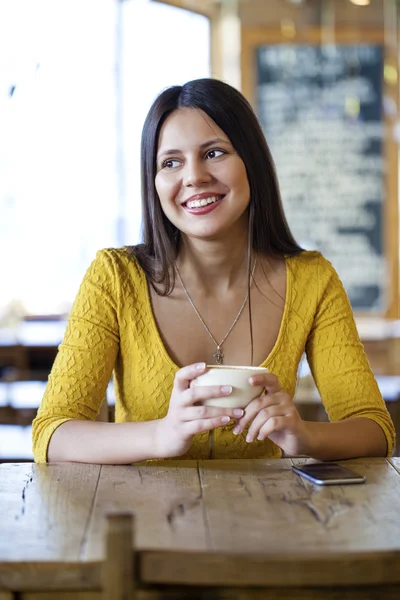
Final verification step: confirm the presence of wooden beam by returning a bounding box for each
[0,562,101,591]
[151,0,215,18]
[140,549,400,587]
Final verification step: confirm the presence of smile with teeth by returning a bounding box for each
[185,195,222,209]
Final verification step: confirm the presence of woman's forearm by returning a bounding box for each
[304,417,388,460]
[47,419,163,464]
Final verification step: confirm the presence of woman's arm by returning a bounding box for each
[47,419,163,463]
[34,250,245,464]
[302,417,387,460]
[234,254,394,460]
[48,363,244,464]
[234,372,388,460]
[305,255,395,457]
[32,250,121,463]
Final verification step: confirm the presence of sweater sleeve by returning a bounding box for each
[305,255,395,456]
[32,250,120,463]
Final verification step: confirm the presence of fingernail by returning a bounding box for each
[249,377,256,385]
[233,426,241,435]
[246,434,253,443]
[233,409,244,417]
[221,385,232,394]
[221,416,230,424]
[196,362,206,370]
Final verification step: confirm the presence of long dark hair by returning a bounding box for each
[133,78,302,295]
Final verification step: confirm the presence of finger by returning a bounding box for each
[182,405,245,422]
[173,363,207,392]
[182,384,234,407]
[256,416,288,441]
[245,405,284,442]
[185,415,232,437]
[249,372,281,394]
[233,394,282,435]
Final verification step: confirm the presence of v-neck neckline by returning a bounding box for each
[142,256,292,371]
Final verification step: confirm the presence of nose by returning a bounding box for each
[183,157,212,187]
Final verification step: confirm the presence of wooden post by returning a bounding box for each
[102,513,135,600]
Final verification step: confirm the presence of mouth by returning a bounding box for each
[182,194,225,214]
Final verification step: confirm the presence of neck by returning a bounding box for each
[177,231,250,296]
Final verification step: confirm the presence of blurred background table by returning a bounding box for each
[0,317,67,381]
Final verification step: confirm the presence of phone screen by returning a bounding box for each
[292,463,366,484]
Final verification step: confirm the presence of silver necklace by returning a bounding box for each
[175,258,257,365]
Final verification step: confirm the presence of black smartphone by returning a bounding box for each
[292,463,366,485]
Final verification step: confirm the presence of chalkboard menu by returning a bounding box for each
[256,44,385,311]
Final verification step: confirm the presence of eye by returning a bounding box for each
[205,148,225,160]
[161,158,181,170]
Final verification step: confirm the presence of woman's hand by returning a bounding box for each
[232,372,311,456]
[155,363,244,459]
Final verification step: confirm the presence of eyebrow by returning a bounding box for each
[157,137,230,159]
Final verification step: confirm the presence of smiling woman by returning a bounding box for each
[155,108,251,242]
[138,79,299,297]
[32,78,395,466]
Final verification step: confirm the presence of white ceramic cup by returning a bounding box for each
[190,365,269,409]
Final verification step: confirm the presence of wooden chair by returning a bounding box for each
[139,550,400,598]
[0,513,135,599]
[1,512,400,599]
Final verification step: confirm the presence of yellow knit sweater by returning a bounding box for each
[32,248,395,463]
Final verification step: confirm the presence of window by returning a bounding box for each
[0,0,210,317]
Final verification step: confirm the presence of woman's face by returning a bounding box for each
[155,108,251,242]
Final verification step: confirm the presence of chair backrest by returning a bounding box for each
[2,512,400,599]
[0,513,135,599]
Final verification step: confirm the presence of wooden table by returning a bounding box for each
[1,458,400,598]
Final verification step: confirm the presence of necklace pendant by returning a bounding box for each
[214,346,224,365]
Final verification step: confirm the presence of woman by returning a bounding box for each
[32,78,395,464]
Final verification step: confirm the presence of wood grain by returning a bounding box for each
[0,562,100,591]
[288,457,400,550]
[15,588,400,600]
[1,459,400,596]
[140,549,400,587]
[83,462,208,560]
[141,587,400,600]
[388,457,400,475]
[102,513,134,600]
[198,458,296,552]
[0,463,100,561]
[22,594,100,600]
[196,458,400,554]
